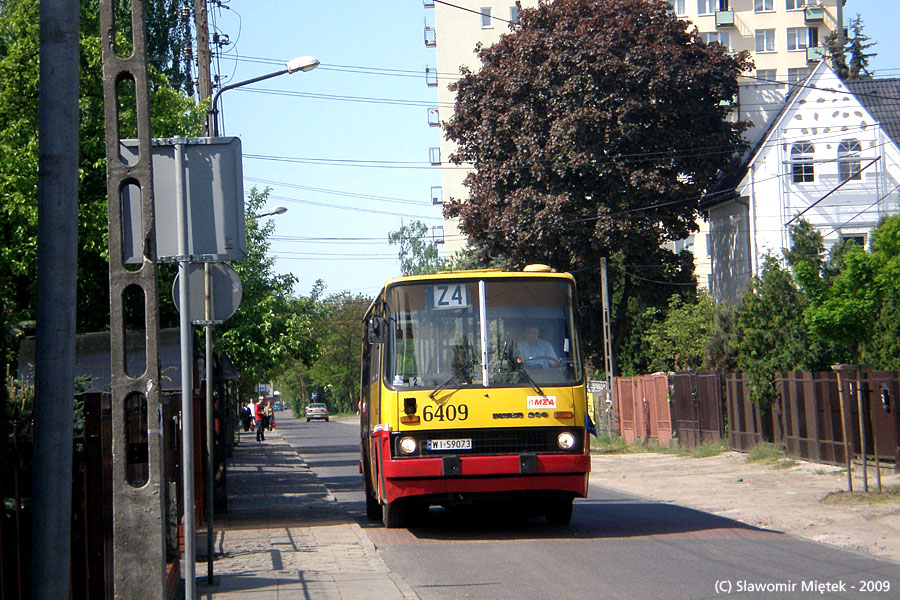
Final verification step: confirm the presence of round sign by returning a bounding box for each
[173,262,242,323]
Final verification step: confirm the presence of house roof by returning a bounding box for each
[17,328,238,393]
[701,67,900,211]
[699,83,803,210]
[845,77,900,150]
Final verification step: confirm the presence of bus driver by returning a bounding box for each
[515,324,558,368]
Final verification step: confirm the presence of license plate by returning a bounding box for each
[427,438,472,451]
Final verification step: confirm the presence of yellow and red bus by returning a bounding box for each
[360,265,590,528]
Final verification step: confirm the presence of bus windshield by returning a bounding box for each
[385,278,581,390]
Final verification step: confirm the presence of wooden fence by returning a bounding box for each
[614,371,724,449]
[0,387,232,599]
[612,369,900,473]
[725,371,900,471]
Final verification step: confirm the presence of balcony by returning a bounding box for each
[804,5,825,23]
[807,46,825,62]
[424,24,436,48]
[715,10,734,27]
[424,0,435,7]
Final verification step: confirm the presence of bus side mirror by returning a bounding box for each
[367,317,385,344]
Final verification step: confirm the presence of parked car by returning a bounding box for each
[273,401,283,411]
[306,403,329,422]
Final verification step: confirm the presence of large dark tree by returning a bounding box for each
[442,0,750,367]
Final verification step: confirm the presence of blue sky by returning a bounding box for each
[210,0,899,299]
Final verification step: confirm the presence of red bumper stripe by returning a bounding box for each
[383,452,589,479]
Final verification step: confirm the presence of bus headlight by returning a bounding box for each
[398,436,418,455]
[557,431,576,450]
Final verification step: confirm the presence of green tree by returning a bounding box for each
[705,300,739,373]
[305,292,372,414]
[643,292,715,373]
[803,243,877,358]
[441,0,750,367]
[847,14,876,80]
[388,220,445,276]
[733,256,808,409]
[823,30,849,81]
[856,216,900,367]
[824,15,877,81]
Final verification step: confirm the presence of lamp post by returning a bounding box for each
[207,56,319,136]
[252,206,288,218]
[191,56,314,596]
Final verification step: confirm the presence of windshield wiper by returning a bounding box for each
[430,342,476,399]
[500,336,544,396]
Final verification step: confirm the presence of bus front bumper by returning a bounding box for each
[380,453,590,502]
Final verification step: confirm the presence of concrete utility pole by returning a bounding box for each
[32,1,79,597]
[600,258,615,403]
[99,0,168,597]
[194,0,213,127]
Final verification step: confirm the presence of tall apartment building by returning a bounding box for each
[425,0,841,260]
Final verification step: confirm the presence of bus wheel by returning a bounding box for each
[544,497,573,526]
[366,492,381,521]
[383,498,408,528]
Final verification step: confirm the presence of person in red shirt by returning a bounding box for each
[254,396,266,442]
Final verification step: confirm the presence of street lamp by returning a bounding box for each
[208,56,320,136]
[252,206,288,218]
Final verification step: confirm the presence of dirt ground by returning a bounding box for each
[589,451,900,563]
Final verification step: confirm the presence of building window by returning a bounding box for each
[701,31,731,50]
[838,139,862,182]
[808,27,819,48]
[756,69,777,84]
[787,27,809,51]
[786,0,802,9]
[840,233,866,247]
[791,142,815,183]
[668,0,686,15]
[510,5,519,23]
[788,67,811,84]
[697,0,716,15]
[755,29,776,52]
[754,0,773,11]
[480,7,492,28]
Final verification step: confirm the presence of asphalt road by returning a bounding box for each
[276,413,900,600]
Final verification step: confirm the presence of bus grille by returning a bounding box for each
[390,427,584,458]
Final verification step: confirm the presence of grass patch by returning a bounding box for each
[746,442,797,468]
[590,435,728,458]
[822,485,900,505]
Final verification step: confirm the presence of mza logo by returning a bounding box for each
[526,396,557,410]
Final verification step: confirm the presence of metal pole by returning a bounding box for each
[600,258,615,407]
[175,136,197,600]
[855,368,868,492]
[208,68,288,136]
[833,365,853,492]
[866,380,882,492]
[205,263,215,584]
[32,1,79,597]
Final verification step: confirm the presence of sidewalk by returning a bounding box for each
[590,451,900,563]
[195,429,417,599]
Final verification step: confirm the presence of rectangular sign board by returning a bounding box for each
[120,136,246,263]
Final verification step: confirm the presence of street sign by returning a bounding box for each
[120,136,246,263]
[172,263,242,323]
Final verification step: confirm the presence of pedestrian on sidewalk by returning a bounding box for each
[240,401,252,432]
[255,396,266,442]
[264,400,275,431]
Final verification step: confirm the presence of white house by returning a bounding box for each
[702,62,900,303]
